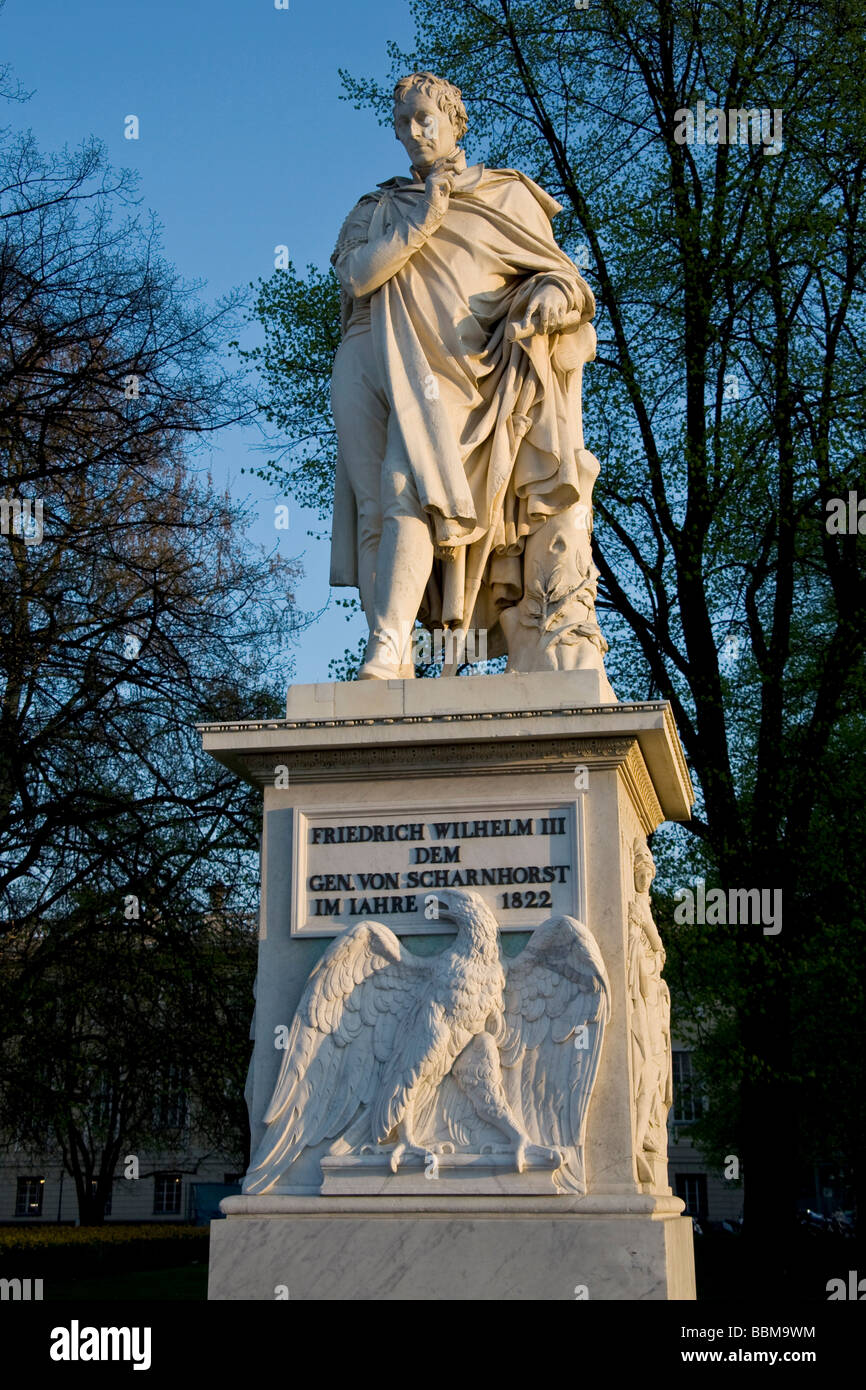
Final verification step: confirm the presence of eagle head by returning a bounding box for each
[436,889,500,949]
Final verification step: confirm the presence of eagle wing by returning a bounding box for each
[501,915,611,1192]
[243,921,431,1194]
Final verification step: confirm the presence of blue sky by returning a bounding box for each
[1,0,418,684]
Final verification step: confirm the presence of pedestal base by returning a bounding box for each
[201,675,697,1302]
[208,1200,696,1301]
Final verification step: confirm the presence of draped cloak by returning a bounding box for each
[329,161,598,655]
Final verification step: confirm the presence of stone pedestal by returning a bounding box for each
[209,1197,695,1301]
[200,669,696,1300]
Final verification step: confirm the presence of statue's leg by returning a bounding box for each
[359,448,434,680]
[330,334,389,627]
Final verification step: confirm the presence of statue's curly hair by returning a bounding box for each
[393,71,468,142]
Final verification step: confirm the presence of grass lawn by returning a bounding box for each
[44,1262,208,1301]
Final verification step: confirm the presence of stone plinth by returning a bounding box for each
[200,669,696,1300]
[209,1197,696,1301]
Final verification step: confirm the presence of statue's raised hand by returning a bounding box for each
[423,154,460,215]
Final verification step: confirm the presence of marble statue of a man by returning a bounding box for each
[329,71,608,679]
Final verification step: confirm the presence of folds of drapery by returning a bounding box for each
[329,165,596,651]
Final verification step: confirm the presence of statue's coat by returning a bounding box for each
[329,161,598,647]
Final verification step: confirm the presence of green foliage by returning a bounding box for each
[328,634,367,682]
[239,261,343,519]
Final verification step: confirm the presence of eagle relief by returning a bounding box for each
[244,889,610,1195]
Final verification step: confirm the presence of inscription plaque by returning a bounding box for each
[291,799,584,935]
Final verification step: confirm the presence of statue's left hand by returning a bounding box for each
[515,284,571,338]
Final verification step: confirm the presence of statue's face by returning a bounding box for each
[634,861,654,894]
[394,88,458,170]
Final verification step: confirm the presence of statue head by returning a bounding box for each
[633,840,656,895]
[393,71,467,172]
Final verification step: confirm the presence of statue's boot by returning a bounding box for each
[359,514,433,680]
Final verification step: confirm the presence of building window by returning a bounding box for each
[92,1078,117,1132]
[153,1173,183,1216]
[153,1064,188,1132]
[672,1051,704,1126]
[15,1176,45,1217]
[675,1172,708,1222]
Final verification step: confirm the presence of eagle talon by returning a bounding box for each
[388,1140,429,1172]
[513,1140,564,1172]
[534,1144,564,1167]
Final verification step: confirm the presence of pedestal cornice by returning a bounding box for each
[198,673,693,822]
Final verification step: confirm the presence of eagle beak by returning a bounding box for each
[435,893,455,922]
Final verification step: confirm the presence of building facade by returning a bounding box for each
[668,1046,744,1227]
[0,1148,241,1225]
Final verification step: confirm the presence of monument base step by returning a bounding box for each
[208,1209,696,1300]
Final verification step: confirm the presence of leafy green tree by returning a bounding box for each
[239,262,343,523]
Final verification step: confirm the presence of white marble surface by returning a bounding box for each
[220,1193,687,1215]
[200,672,697,1298]
[200,674,693,823]
[204,684,694,1206]
[319,1151,563,1196]
[209,1211,696,1300]
[286,668,616,720]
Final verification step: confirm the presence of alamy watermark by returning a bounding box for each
[1,1277,43,1300]
[50,1322,151,1370]
[827,1271,866,1300]
[413,626,487,666]
[674,879,782,935]
[826,491,866,534]
[674,101,782,156]
[0,496,44,545]
[378,622,488,668]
